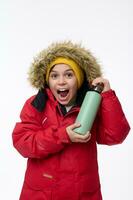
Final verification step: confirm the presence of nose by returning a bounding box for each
[58,76,66,85]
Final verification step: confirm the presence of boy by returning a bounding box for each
[12,41,130,200]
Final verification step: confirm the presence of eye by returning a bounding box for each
[65,72,74,78]
[50,73,58,79]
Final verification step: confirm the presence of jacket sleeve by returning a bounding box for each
[96,90,130,145]
[12,98,70,159]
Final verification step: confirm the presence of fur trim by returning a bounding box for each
[28,41,102,89]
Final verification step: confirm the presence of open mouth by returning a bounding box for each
[57,89,69,98]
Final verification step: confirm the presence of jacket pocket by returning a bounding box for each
[78,174,100,193]
[79,187,102,200]
[24,159,56,191]
[20,181,52,200]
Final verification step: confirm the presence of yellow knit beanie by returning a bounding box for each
[46,57,84,88]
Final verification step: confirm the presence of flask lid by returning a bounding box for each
[91,83,104,93]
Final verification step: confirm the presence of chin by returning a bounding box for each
[58,99,70,105]
[59,101,69,105]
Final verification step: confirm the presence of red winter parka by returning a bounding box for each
[12,88,130,200]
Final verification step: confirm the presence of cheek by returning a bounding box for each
[70,84,78,97]
[48,82,56,95]
[48,79,55,90]
[50,86,56,94]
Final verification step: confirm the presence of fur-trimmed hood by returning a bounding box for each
[28,41,102,89]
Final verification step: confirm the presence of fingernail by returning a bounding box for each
[77,122,80,126]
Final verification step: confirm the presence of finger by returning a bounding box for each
[74,138,87,143]
[80,133,91,142]
[74,136,91,143]
[75,131,91,140]
[91,77,102,85]
[86,133,91,141]
[69,122,81,130]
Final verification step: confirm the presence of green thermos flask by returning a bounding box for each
[74,83,104,135]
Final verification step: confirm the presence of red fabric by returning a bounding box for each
[12,89,130,200]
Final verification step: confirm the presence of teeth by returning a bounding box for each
[57,88,69,94]
[58,88,67,91]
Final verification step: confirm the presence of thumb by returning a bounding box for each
[71,122,81,130]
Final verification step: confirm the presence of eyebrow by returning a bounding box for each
[50,69,73,73]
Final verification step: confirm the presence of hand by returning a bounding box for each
[91,77,111,92]
[66,123,91,143]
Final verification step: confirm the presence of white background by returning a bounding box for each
[0,0,132,199]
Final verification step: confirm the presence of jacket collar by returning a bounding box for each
[31,88,58,112]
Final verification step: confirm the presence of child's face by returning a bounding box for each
[48,64,78,105]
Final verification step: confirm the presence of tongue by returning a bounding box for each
[59,91,68,97]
